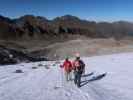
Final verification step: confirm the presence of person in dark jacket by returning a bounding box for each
[73,56,85,87]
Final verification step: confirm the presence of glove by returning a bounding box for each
[60,65,63,68]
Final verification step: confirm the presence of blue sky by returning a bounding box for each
[0,0,133,21]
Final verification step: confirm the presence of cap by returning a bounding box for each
[65,56,69,60]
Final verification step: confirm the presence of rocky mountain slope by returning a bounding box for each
[1,15,133,64]
[0,15,133,40]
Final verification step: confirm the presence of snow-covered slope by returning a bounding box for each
[0,53,133,100]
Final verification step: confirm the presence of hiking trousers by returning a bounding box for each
[65,71,72,81]
[74,71,82,87]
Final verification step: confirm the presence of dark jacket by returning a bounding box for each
[73,59,85,74]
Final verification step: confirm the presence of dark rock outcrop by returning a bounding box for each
[0,45,48,65]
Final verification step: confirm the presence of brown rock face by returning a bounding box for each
[0,14,133,40]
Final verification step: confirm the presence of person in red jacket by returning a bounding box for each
[60,57,72,81]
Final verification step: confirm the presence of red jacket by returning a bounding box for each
[62,60,72,73]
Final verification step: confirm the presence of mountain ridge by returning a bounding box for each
[0,14,133,40]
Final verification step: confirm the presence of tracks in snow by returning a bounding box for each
[0,62,132,100]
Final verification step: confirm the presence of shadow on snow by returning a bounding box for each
[80,73,107,87]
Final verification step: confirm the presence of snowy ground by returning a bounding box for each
[0,53,133,100]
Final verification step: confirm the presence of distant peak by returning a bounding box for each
[61,15,80,20]
[37,16,48,21]
[17,15,48,21]
[0,15,13,23]
[54,15,80,21]
[19,15,36,19]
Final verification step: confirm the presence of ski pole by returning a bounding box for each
[60,65,64,87]
[61,68,63,87]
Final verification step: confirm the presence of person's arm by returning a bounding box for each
[72,61,75,70]
[60,62,65,68]
[60,65,63,68]
[70,61,73,70]
[81,60,85,73]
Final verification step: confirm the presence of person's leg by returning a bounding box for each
[72,70,75,80]
[68,72,70,81]
[77,73,82,87]
[65,72,69,82]
[74,71,78,84]
[69,71,72,81]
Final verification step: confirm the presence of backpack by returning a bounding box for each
[74,60,85,73]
